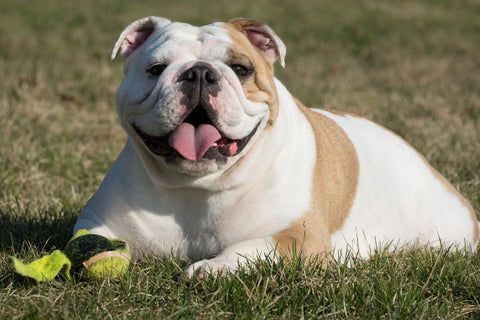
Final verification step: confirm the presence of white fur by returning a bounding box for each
[316,110,478,258]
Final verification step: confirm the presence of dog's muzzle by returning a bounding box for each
[133,63,258,162]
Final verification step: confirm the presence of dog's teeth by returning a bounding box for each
[212,143,218,146]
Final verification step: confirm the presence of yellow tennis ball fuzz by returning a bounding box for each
[64,231,131,279]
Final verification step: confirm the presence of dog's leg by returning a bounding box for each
[183,238,278,278]
[74,208,113,238]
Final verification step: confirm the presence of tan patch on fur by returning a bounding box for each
[223,22,279,125]
[322,108,363,118]
[273,100,360,257]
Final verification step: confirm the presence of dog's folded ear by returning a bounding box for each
[226,18,286,68]
[111,16,171,61]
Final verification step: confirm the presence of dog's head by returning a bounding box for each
[112,17,285,177]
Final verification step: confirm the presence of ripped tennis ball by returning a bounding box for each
[64,231,131,279]
[9,229,131,282]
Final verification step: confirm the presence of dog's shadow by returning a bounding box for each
[0,207,76,254]
[0,207,77,286]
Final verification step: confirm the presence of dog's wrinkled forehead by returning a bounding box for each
[113,17,286,72]
[138,22,232,65]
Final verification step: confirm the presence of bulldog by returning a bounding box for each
[74,16,479,276]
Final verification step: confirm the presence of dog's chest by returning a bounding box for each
[129,181,292,259]
[130,189,241,259]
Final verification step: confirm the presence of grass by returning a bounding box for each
[1,0,479,318]
[2,249,480,318]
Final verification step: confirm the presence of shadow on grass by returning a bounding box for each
[0,208,77,286]
[0,208,77,254]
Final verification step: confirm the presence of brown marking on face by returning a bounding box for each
[273,99,360,257]
[223,23,279,125]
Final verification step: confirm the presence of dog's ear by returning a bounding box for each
[111,16,171,60]
[226,18,286,67]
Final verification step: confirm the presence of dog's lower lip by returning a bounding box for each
[132,123,259,160]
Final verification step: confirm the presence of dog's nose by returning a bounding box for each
[179,63,218,85]
[178,63,221,110]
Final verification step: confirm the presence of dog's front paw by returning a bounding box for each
[183,258,238,279]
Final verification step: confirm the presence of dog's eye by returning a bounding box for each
[230,64,252,78]
[147,64,167,77]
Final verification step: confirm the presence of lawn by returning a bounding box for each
[1,0,480,318]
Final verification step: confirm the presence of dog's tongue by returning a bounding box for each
[168,123,221,160]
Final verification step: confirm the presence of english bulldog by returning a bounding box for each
[74,16,479,277]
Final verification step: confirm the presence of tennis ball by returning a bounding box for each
[64,232,131,279]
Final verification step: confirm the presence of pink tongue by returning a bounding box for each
[168,123,221,160]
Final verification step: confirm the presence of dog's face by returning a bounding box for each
[112,17,286,176]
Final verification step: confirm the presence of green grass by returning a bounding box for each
[2,250,480,318]
[1,0,479,318]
